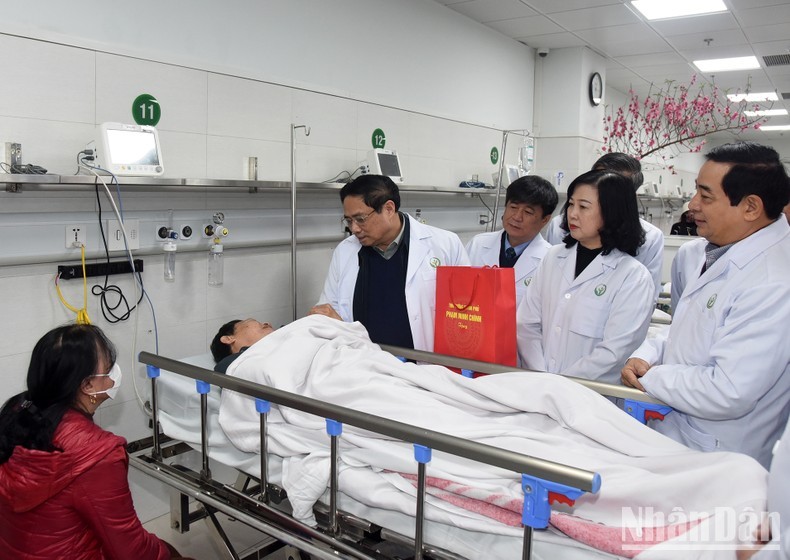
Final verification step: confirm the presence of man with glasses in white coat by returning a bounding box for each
[622,142,790,469]
[310,174,469,351]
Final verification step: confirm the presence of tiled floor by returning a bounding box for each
[144,511,293,560]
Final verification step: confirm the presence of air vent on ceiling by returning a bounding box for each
[763,54,790,67]
[782,92,790,100]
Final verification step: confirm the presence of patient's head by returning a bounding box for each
[210,319,275,363]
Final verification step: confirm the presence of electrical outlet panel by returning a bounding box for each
[65,224,87,249]
[58,259,144,280]
[106,219,140,251]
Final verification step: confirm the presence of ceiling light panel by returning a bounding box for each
[743,109,788,117]
[693,56,760,72]
[727,92,779,102]
[631,0,727,20]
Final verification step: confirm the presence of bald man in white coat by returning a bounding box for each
[466,175,558,303]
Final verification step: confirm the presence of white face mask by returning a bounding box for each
[89,363,122,400]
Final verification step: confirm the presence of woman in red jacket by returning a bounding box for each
[0,323,188,559]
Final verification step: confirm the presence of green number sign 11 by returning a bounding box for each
[133,94,161,126]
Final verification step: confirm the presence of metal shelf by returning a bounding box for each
[2,173,500,195]
[637,194,689,203]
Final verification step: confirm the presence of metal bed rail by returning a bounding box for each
[138,351,602,560]
[379,344,668,406]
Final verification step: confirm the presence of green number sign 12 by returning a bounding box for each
[372,128,386,149]
[133,94,161,126]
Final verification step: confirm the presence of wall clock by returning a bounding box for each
[589,72,603,106]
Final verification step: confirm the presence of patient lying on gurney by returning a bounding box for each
[214,315,770,558]
[211,312,342,373]
[210,319,276,373]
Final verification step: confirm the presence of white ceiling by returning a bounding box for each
[433,0,790,139]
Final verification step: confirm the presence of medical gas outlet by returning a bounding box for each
[157,226,175,240]
[203,224,229,238]
[157,224,195,241]
[179,225,193,240]
[203,212,228,239]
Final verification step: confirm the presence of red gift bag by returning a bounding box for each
[433,266,517,367]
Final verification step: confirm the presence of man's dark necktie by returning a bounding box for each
[502,247,518,268]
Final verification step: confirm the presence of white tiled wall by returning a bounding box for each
[0,32,506,521]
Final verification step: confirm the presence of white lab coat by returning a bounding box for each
[633,218,790,468]
[669,239,705,313]
[317,214,470,352]
[464,230,550,303]
[545,214,664,301]
[517,244,654,384]
[754,419,790,559]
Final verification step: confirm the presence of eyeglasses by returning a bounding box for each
[341,209,376,229]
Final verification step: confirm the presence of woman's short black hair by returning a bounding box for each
[210,319,241,363]
[0,323,116,464]
[561,170,646,256]
[339,174,401,211]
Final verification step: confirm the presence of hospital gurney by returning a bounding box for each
[131,315,766,560]
[132,350,603,560]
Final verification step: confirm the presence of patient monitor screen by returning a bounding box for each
[100,123,164,176]
[377,152,401,178]
[106,129,160,166]
[368,148,403,182]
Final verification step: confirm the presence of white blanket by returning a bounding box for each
[218,315,767,557]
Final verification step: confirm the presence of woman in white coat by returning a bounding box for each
[517,170,654,384]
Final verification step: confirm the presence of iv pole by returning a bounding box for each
[489,129,533,232]
[290,123,311,321]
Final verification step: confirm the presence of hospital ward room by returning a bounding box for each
[2,1,790,559]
